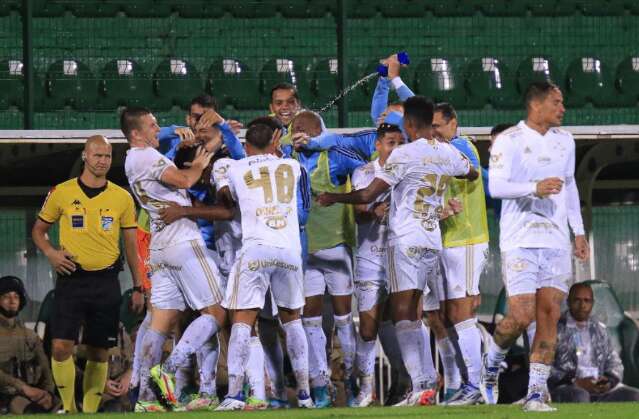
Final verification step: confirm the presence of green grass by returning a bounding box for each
[16,403,639,419]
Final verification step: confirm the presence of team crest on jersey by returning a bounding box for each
[490,153,502,163]
[101,216,114,231]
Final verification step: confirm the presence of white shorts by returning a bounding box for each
[422,256,443,312]
[387,244,439,294]
[355,263,387,313]
[223,245,304,311]
[502,247,573,296]
[149,239,225,311]
[441,242,489,301]
[304,245,353,297]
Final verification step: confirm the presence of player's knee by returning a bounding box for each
[359,324,377,342]
[51,341,73,362]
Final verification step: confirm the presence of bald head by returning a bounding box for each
[291,111,322,137]
[82,135,112,180]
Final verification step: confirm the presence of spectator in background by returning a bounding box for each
[0,276,59,414]
[549,282,639,402]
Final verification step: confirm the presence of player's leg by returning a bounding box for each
[257,313,288,406]
[325,246,357,404]
[481,249,537,405]
[378,306,410,405]
[244,327,267,410]
[301,257,330,405]
[352,280,384,407]
[388,245,438,406]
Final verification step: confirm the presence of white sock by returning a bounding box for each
[454,318,482,387]
[528,363,551,394]
[130,310,151,389]
[486,337,509,369]
[379,320,409,378]
[334,313,357,380]
[282,318,310,395]
[395,320,436,391]
[175,361,194,401]
[226,323,252,398]
[356,335,376,395]
[246,336,266,401]
[139,328,167,401]
[258,317,286,401]
[164,314,219,373]
[302,316,329,388]
[437,336,462,391]
[196,338,219,396]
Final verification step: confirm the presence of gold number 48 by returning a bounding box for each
[244,164,295,204]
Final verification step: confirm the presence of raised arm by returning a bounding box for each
[371,77,391,125]
[218,121,246,160]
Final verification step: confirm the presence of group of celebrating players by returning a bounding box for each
[41,53,590,413]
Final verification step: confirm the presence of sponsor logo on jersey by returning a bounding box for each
[247,259,299,271]
[71,215,84,229]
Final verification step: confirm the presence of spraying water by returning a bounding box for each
[316,72,378,113]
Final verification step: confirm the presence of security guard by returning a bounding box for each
[0,275,59,414]
[31,135,143,413]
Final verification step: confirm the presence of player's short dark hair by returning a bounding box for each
[248,116,284,131]
[434,102,457,122]
[490,123,515,138]
[376,123,402,140]
[120,106,152,140]
[403,96,434,129]
[524,81,560,109]
[173,146,197,170]
[270,82,300,103]
[190,94,218,111]
[245,123,274,150]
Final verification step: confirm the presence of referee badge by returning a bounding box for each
[101,216,114,231]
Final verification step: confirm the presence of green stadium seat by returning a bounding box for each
[123,1,173,18]
[208,58,260,109]
[45,59,99,110]
[615,57,639,106]
[345,0,377,18]
[583,280,639,387]
[71,0,120,17]
[0,0,19,16]
[477,0,528,16]
[529,0,577,16]
[174,0,224,18]
[378,1,426,17]
[0,59,24,110]
[279,0,336,18]
[225,0,277,18]
[259,58,313,108]
[430,0,476,16]
[32,0,66,17]
[465,57,519,109]
[153,59,204,109]
[580,0,625,16]
[516,56,562,95]
[99,59,154,109]
[414,57,468,108]
[565,56,617,107]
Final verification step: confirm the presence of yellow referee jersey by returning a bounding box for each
[39,178,137,271]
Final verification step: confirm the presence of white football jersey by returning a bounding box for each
[375,138,471,250]
[226,154,301,253]
[489,120,577,251]
[352,159,389,271]
[211,158,242,254]
[125,147,202,250]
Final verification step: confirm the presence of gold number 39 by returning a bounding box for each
[244,164,295,204]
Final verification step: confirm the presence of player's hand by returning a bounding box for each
[175,127,197,148]
[574,235,590,262]
[203,128,223,154]
[105,379,125,397]
[372,201,389,223]
[448,198,463,214]
[535,177,563,198]
[39,391,53,409]
[46,249,76,275]
[386,54,401,79]
[316,193,335,207]
[196,109,224,130]
[191,146,214,171]
[575,377,599,393]
[159,202,186,225]
[227,119,244,135]
[291,132,310,151]
[130,289,145,314]
[594,376,611,393]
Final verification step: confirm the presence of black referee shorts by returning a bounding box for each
[50,265,121,349]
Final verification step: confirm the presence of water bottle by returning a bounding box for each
[377,51,410,77]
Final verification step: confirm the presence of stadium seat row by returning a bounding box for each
[0,55,637,111]
[2,0,639,18]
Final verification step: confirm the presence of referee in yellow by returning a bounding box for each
[32,135,144,413]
